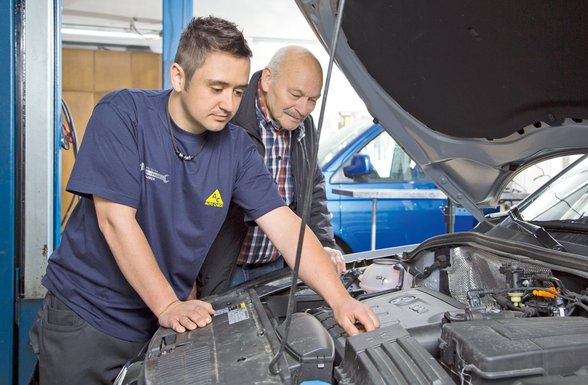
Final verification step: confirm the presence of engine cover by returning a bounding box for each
[314,287,465,359]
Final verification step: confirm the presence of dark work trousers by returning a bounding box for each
[29,291,147,385]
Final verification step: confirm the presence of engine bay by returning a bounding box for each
[124,235,588,385]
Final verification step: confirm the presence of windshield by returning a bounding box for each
[318,118,374,166]
[519,155,588,224]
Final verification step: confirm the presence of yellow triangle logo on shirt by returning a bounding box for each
[205,189,224,208]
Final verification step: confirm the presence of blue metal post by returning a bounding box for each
[0,0,16,383]
[162,0,193,89]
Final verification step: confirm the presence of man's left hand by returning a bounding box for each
[324,246,346,275]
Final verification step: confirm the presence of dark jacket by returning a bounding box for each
[197,71,336,297]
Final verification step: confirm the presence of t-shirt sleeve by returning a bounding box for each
[231,139,286,222]
[66,98,141,208]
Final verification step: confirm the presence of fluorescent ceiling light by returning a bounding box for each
[61,27,160,40]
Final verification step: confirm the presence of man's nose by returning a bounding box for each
[297,97,315,115]
[219,92,236,113]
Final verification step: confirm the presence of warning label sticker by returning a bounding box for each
[228,306,249,324]
[213,302,249,324]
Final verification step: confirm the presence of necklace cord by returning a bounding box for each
[166,94,207,161]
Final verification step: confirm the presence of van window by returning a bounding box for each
[319,118,374,166]
[334,131,428,183]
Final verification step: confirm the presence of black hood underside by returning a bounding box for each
[342,0,588,139]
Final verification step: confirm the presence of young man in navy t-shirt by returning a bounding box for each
[30,16,379,384]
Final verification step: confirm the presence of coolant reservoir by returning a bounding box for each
[359,259,402,293]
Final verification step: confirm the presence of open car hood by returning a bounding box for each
[296,0,588,220]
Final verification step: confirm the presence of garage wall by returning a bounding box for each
[60,48,161,225]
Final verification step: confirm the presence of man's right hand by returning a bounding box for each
[331,296,380,336]
[157,300,215,333]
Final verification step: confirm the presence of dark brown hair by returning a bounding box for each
[174,16,252,85]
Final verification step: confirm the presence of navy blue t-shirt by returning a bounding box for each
[43,89,285,341]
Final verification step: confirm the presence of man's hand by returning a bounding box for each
[331,297,380,336]
[323,246,346,275]
[157,300,215,333]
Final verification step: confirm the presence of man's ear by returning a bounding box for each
[170,63,186,92]
[260,67,272,93]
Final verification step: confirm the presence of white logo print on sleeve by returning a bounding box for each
[140,162,169,183]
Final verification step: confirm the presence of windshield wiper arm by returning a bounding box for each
[508,207,566,252]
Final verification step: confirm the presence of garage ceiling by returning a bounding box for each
[61,0,316,52]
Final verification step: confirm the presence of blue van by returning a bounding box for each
[319,118,479,253]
